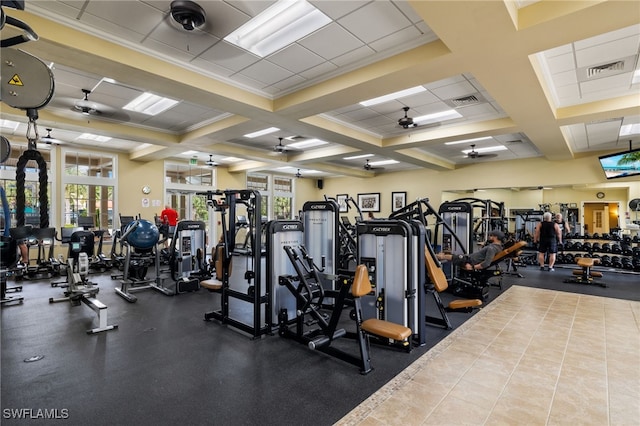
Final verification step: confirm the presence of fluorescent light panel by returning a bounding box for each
[221,156,243,162]
[123,92,179,116]
[343,153,374,160]
[77,133,111,142]
[369,159,399,166]
[414,109,462,125]
[632,70,640,85]
[619,123,640,136]
[286,138,328,149]
[244,127,280,138]
[445,136,493,145]
[462,145,507,154]
[359,86,427,107]
[0,119,20,131]
[224,0,331,57]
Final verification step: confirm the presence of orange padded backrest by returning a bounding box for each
[491,240,527,265]
[424,247,448,293]
[352,264,373,298]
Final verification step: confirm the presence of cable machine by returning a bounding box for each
[201,189,270,339]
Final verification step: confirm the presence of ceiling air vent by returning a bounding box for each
[444,93,487,109]
[506,139,522,144]
[578,55,636,82]
[587,61,625,78]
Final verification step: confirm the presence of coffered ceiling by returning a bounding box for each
[1,0,639,178]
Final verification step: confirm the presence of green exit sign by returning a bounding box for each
[190,158,197,165]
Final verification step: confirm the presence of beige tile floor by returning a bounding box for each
[337,285,640,426]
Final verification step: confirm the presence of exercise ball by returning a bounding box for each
[125,219,159,250]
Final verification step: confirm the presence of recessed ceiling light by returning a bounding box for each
[123,92,179,116]
[0,119,20,131]
[619,123,640,136]
[221,156,243,162]
[359,86,427,107]
[181,150,198,155]
[286,138,328,149]
[369,159,399,166]
[77,133,111,142]
[224,0,331,57]
[244,127,280,138]
[414,110,462,125]
[632,70,640,85]
[462,145,507,154]
[343,153,374,160]
[445,136,493,145]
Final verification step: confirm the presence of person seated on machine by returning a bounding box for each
[437,230,504,272]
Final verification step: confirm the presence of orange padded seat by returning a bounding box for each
[200,279,223,291]
[352,265,412,342]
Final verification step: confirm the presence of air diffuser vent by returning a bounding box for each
[506,139,522,144]
[587,61,625,78]
[444,93,487,109]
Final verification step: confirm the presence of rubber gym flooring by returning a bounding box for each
[1,261,638,425]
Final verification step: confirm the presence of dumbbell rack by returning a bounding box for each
[557,233,640,274]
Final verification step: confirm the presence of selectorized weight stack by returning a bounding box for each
[438,202,473,279]
[356,219,425,346]
[165,220,207,293]
[302,200,339,302]
[265,220,304,327]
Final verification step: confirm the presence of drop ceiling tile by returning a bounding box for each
[575,36,640,68]
[269,74,307,91]
[331,45,375,67]
[553,69,579,87]
[298,23,364,60]
[555,84,581,103]
[75,12,148,43]
[580,72,634,94]
[188,58,235,78]
[268,44,325,74]
[429,80,476,101]
[298,61,339,80]
[337,1,413,44]
[146,24,220,57]
[574,24,640,50]
[368,26,424,53]
[238,61,293,86]
[83,0,163,37]
[30,0,83,17]
[546,52,575,74]
[311,0,369,20]
[197,41,260,72]
[543,43,573,58]
[456,103,499,119]
[142,39,198,63]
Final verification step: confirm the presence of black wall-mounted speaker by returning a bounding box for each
[316,179,323,190]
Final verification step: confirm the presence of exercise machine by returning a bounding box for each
[114,218,168,302]
[160,220,207,294]
[302,200,340,302]
[49,231,117,334]
[356,218,426,346]
[265,219,304,328]
[202,189,270,339]
[278,246,412,374]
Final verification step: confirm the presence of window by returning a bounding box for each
[247,173,294,220]
[62,149,116,229]
[165,163,214,186]
[0,143,53,227]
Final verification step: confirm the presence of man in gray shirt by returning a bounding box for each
[437,230,504,271]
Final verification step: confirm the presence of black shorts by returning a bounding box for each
[538,240,558,254]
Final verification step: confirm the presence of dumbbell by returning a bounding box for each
[611,244,622,254]
[601,243,611,253]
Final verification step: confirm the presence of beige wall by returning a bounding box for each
[318,155,640,220]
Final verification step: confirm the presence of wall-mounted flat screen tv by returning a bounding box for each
[598,148,640,180]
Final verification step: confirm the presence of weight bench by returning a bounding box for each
[424,247,482,329]
[351,264,413,350]
[563,257,606,288]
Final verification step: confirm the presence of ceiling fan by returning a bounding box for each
[273,137,301,154]
[465,144,497,159]
[398,107,417,129]
[74,89,100,115]
[363,159,384,171]
[295,169,302,178]
[40,128,64,145]
[45,88,130,122]
[205,154,218,167]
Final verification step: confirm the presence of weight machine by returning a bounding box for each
[202,189,270,339]
[160,220,208,294]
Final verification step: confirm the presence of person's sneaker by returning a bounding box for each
[540,266,545,271]
[549,268,555,271]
